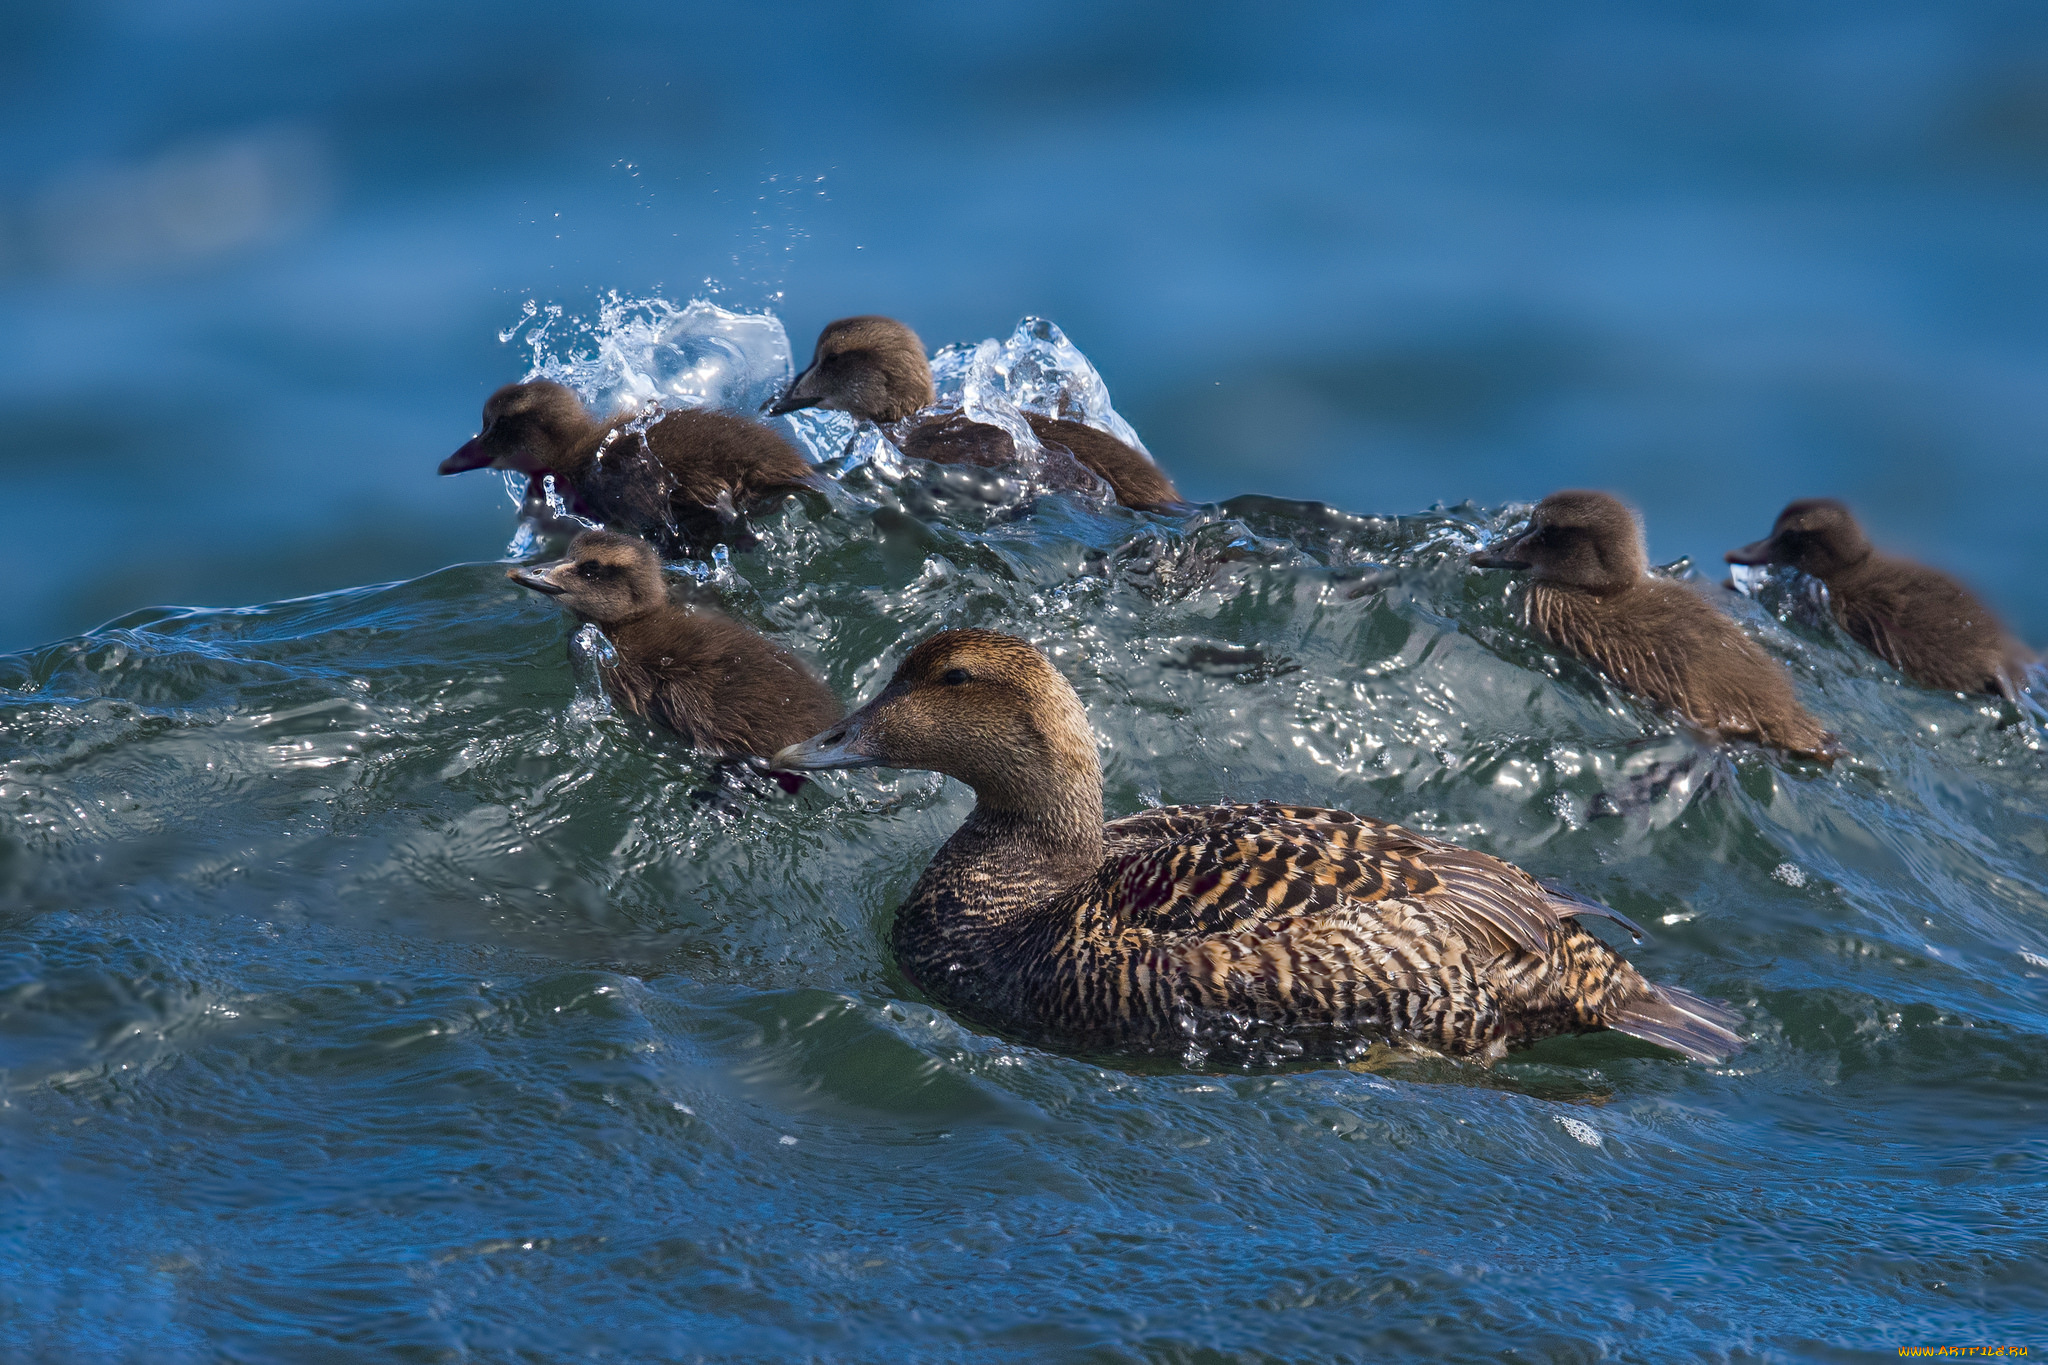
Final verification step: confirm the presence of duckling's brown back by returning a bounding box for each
[602,604,842,761]
[1026,415,1182,510]
[895,412,1018,468]
[1829,553,2030,696]
[886,411,1180,510]
[640,409,815,505]
[1528,578,1831,757]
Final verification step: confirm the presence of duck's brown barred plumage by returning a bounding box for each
[889,799,1726,1061]
[776,629,1742,1066]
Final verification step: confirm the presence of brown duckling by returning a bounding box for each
[508,529,842,781]
[443,379,818,553]
[1726,498,2033,699]
[772,628,1743,1065]
[768,315,1185,511]
[1472,490,1833,760]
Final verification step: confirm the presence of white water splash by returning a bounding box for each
[1557,1116,1603,1148]
[1727,563,1771,598]
[489,296,1159,513]
[676,544,733,586]
[504,294,793,417]
[928,316,1153,459]
[998,316,1151,455]
[564,623,618,726]
[930,335,1044,464]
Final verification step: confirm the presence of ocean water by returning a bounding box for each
[4,307,2045,1361]
[5,1,2048,653]
[7,3,2048,1359]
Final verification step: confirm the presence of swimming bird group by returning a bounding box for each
[441,312,2035,1073]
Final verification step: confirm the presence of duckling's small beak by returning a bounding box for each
[507,564,568,596]
[440,437,495,475]
[765,366,820,416]
[1469,528,1534,569]
[1723,536,1779,566]
[769,710,881,772]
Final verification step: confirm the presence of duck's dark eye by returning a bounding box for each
[942,668,971,686]
[577,560,605,580]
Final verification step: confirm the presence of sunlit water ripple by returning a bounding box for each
[4,337,2046,1360]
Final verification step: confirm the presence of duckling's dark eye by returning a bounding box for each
[577,560,604,580]
[942,668,971,686]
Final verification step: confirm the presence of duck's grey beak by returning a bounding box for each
[1470,527,1534,569]
[507,564,568,596]
[770,707,881,772]
[1723,536,1779,566]
[440,437,495,475]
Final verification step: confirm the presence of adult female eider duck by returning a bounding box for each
[767,315,1186,512]
[1473,490,1834,760]
[1726,498,2033,700]
[771,628,1743,1065]
[509,529,842,786]
[442,379,818,553]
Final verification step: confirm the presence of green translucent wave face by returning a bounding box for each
[3,488,2044,1358]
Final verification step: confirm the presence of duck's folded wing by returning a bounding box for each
[1533,878,1647,941]
[1097,801,1570,957]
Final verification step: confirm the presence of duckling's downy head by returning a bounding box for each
[441,380,595,476]
[769,316,936,424]
[507,528,665,626]
[1471,489,1648,594]
[772,629,1100,812]
[1725,498,1874,578]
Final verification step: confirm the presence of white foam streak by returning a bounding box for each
[509,294,794,417]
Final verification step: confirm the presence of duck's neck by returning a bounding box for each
[917,763,1107,926]
[961,780,1105,873]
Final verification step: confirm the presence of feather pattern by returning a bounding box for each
[893,799,1741,1064]
[1525,579,1833,758]
[1827,558,2032,696]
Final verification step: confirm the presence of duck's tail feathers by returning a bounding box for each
[1608,984,1746,1063]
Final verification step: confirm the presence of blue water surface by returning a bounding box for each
[2,4,2046,1362]
[3,1,2047,649]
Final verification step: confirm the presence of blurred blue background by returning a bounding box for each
[4,0,2045,652]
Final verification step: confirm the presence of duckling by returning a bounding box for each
[1472,490,1833,760]
[443,380,817,553]
[1726,498,2033,699]
[508,529,842,780]
[772,628,1743,1065]
[769,316,1185,511]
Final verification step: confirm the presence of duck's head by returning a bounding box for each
[506,528,665,626]
[768,316,936,425]
[1725,498,1873,578]
[1471,489,1648,594]
[771,629,1102,815]
[441,380,595,476]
